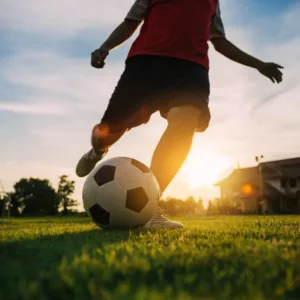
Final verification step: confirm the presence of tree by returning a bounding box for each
[1,193,17,217]
[2,190,25,217]
[207,200,218,214]
[183,196,197,215]
[197,198,204,211]
[57,175,77,215]
[159,196,203,216]
[12,178,59,215]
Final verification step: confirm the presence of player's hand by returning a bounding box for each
[258,62,284,83]
[91,46,109,69]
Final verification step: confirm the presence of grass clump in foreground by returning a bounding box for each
[0,216,299,300]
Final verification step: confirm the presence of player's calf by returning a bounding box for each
[151,105,202,192]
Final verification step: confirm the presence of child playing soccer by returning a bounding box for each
[76,0,283,228]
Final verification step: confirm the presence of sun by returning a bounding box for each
[180,147,231,189]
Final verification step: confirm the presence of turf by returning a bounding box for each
[0,216,299,300]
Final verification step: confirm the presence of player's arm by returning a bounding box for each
[209,4,283,83]
[91,0,149,69]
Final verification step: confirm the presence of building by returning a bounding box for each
[215,157,300,214]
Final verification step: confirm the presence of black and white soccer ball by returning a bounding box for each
[83,157,160,229]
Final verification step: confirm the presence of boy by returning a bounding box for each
[76,0,283,228]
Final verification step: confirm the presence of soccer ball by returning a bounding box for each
[83,157,160,229]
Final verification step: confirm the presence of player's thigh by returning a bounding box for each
[167,105,202,128]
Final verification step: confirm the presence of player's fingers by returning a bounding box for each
[275,74,282,83]
[91,61,104,69]
[91,56,105,68]
[269,77,275,83]
[92,62,105,69]
[91,58,98,68]
[92,50,108,63]
[98,61,105,68]
[275,64,284,69]
[274,75,281,83]
[91,53,103,62]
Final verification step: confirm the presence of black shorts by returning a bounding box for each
[101,55,211,132]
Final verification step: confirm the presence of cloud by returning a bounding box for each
[0,50,125,115]
[0,0,249,37]
[0,99,67,115]
[250,81,297,112]
[0,0,134,35]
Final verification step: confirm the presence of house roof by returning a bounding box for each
[215,157,300,186]
[261,157,300,178]
[261,157,300,167]
[215,167,258,186]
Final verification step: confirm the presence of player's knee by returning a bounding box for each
[91,123,109,150]
[167,105,202,130]
[92,123,125,151]
[92,123,110,139]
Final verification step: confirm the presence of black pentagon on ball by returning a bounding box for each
[89,204,110,226]
[126,187,149,213]
[131,159,150,173]
[93,165,116,186]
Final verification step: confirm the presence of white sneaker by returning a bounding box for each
[143,208,184,229]
[75,149,108,177]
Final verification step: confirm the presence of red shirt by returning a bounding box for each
[125,0,226,70]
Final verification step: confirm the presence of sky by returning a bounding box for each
[0,0,299,208]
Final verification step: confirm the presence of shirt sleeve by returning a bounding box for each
[210,3,226,39]
[125,0,150,22]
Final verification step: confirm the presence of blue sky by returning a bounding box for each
[1,0,299,206]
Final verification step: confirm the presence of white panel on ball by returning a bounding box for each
[95,182,127,213]
[82,174,98,213]
[114,162,144,190]
[142,173,161,201]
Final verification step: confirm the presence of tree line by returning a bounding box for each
[0,175,77,217]
[159,196,205,216]
[158,197,235,216]
[1,176,234,217]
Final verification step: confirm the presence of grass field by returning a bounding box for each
[0,216,299,300]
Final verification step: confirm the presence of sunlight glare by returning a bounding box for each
[180,147,231,189]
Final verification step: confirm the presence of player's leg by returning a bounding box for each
[151,105,201,192]
[76,56,149,178]
[144,105,202,229]
[76,98,153,178]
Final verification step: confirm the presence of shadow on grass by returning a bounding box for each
[0,225,133,279]
[0,224,146,299]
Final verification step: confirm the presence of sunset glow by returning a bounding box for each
[180,147,231,189]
